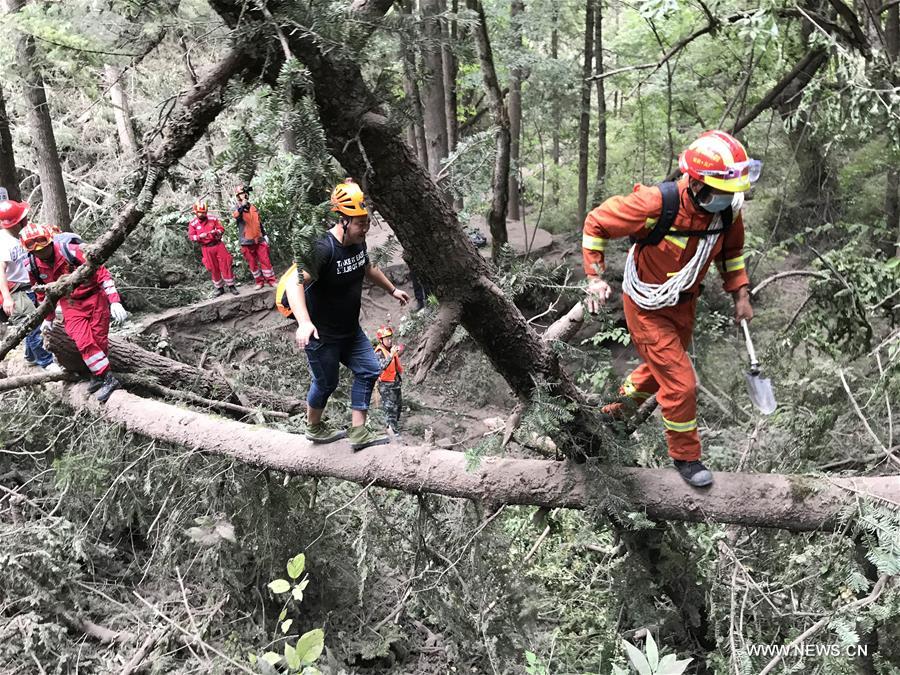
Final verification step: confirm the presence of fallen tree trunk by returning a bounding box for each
[0,369,75,392]
[55,381,900,532]
[45,325,304,415]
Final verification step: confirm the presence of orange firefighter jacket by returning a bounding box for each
[582,176,750,294]
[375,344,403,383]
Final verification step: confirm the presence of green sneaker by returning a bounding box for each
[305,421,347,444]
[347,425,389,451]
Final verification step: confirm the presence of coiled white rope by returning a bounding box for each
[622,194,743,311]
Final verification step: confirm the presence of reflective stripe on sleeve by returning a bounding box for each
[724,255,745,272]
[582,234,607,251]
[662,416,698,432]
[664,235,688,250]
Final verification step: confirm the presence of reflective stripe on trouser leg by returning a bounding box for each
[623,295,701,461]
[201,245,222,285]
[61,293,112,377]
[256,242,275,278]
[620,367,658,402]
[216,244,235,286]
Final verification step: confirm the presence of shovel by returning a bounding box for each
[740,319,777,415]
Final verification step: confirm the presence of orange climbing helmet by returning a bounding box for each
[193,201,208,215]
[19,223,56,252]
[375,325,393,341]
[678,130,761,193]
[0,200,29,229]
[330,179,368,217]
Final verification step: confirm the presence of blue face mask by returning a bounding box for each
[699,192,734,213]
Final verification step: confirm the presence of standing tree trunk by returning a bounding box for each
[400,0,429,167]
[576,0,595,224]
[5,0,71,230]
[0,84,21,200]
[442,0,459,156]
[507,0,524,221]
[884,2,899,256]
[103,65,140,158]
[467,0,510,261]
[550,4,560,207]
[593,0,607,205]
[420,0,449,179]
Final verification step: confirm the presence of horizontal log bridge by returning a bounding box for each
[53,382,900,532]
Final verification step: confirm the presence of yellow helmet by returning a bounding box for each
[330,179,368,217]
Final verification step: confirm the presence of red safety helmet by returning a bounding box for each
[193,201,208,215]
[19,222,56,252]
[678,130,761,193]
[375,325,393,340]
[0,200,29,229]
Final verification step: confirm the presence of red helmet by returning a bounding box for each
[375,325,393,340]
[0,200,29,229]
[234,184,250,196]
[678,130,761,193]
[19,222,56,252]
[193,201,208,215]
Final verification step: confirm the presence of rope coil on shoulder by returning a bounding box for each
[623,194,743,311]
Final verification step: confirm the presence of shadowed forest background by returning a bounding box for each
[0,0,899,673]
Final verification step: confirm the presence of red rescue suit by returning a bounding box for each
[582,176,750,461]
[188,216,234,288]
[234,203,275,284]
[30,241,120,377]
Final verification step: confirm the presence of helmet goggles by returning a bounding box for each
[698,159,762,184]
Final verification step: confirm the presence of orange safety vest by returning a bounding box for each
[375,344,403,383]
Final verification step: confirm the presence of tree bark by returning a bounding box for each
[577,0,595,224]
[884,2,899,255]
[401,0,428,167]
[408,300,461,382]
[442,0,459,156]
[420,0,450,178]
[103,65,140,158]
[467,0,510,261]
[45,324,305,415]
[507,0,524,221]
[53,380,900,533]
[5,0,71,230]
[593,0,607,204]
[550,4,559,207]
[0,84,20,201]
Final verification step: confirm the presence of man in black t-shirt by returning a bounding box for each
[284,180,410,450]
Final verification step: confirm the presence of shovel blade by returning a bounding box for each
[745,372,777,415]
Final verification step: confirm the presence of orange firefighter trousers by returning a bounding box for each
[621,294,701,461]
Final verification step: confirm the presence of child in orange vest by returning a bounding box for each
[374,325,404,434]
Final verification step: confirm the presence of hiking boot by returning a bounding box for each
[305,421,347,444]
[254,279,265,290]
[348,425,389,451]
[95,373,121,403]
[673,459,713,487]
[86,376,103,393]
[211,287,225,298]
[228,285,240,296]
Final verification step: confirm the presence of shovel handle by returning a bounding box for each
[741,319,760,370]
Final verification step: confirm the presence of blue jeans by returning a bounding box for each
[23,291,53,367]
[304,327,382,411]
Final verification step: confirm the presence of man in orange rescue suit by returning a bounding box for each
[233,185,276,289]
[188,201,239,297]
[582,130,758,488]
